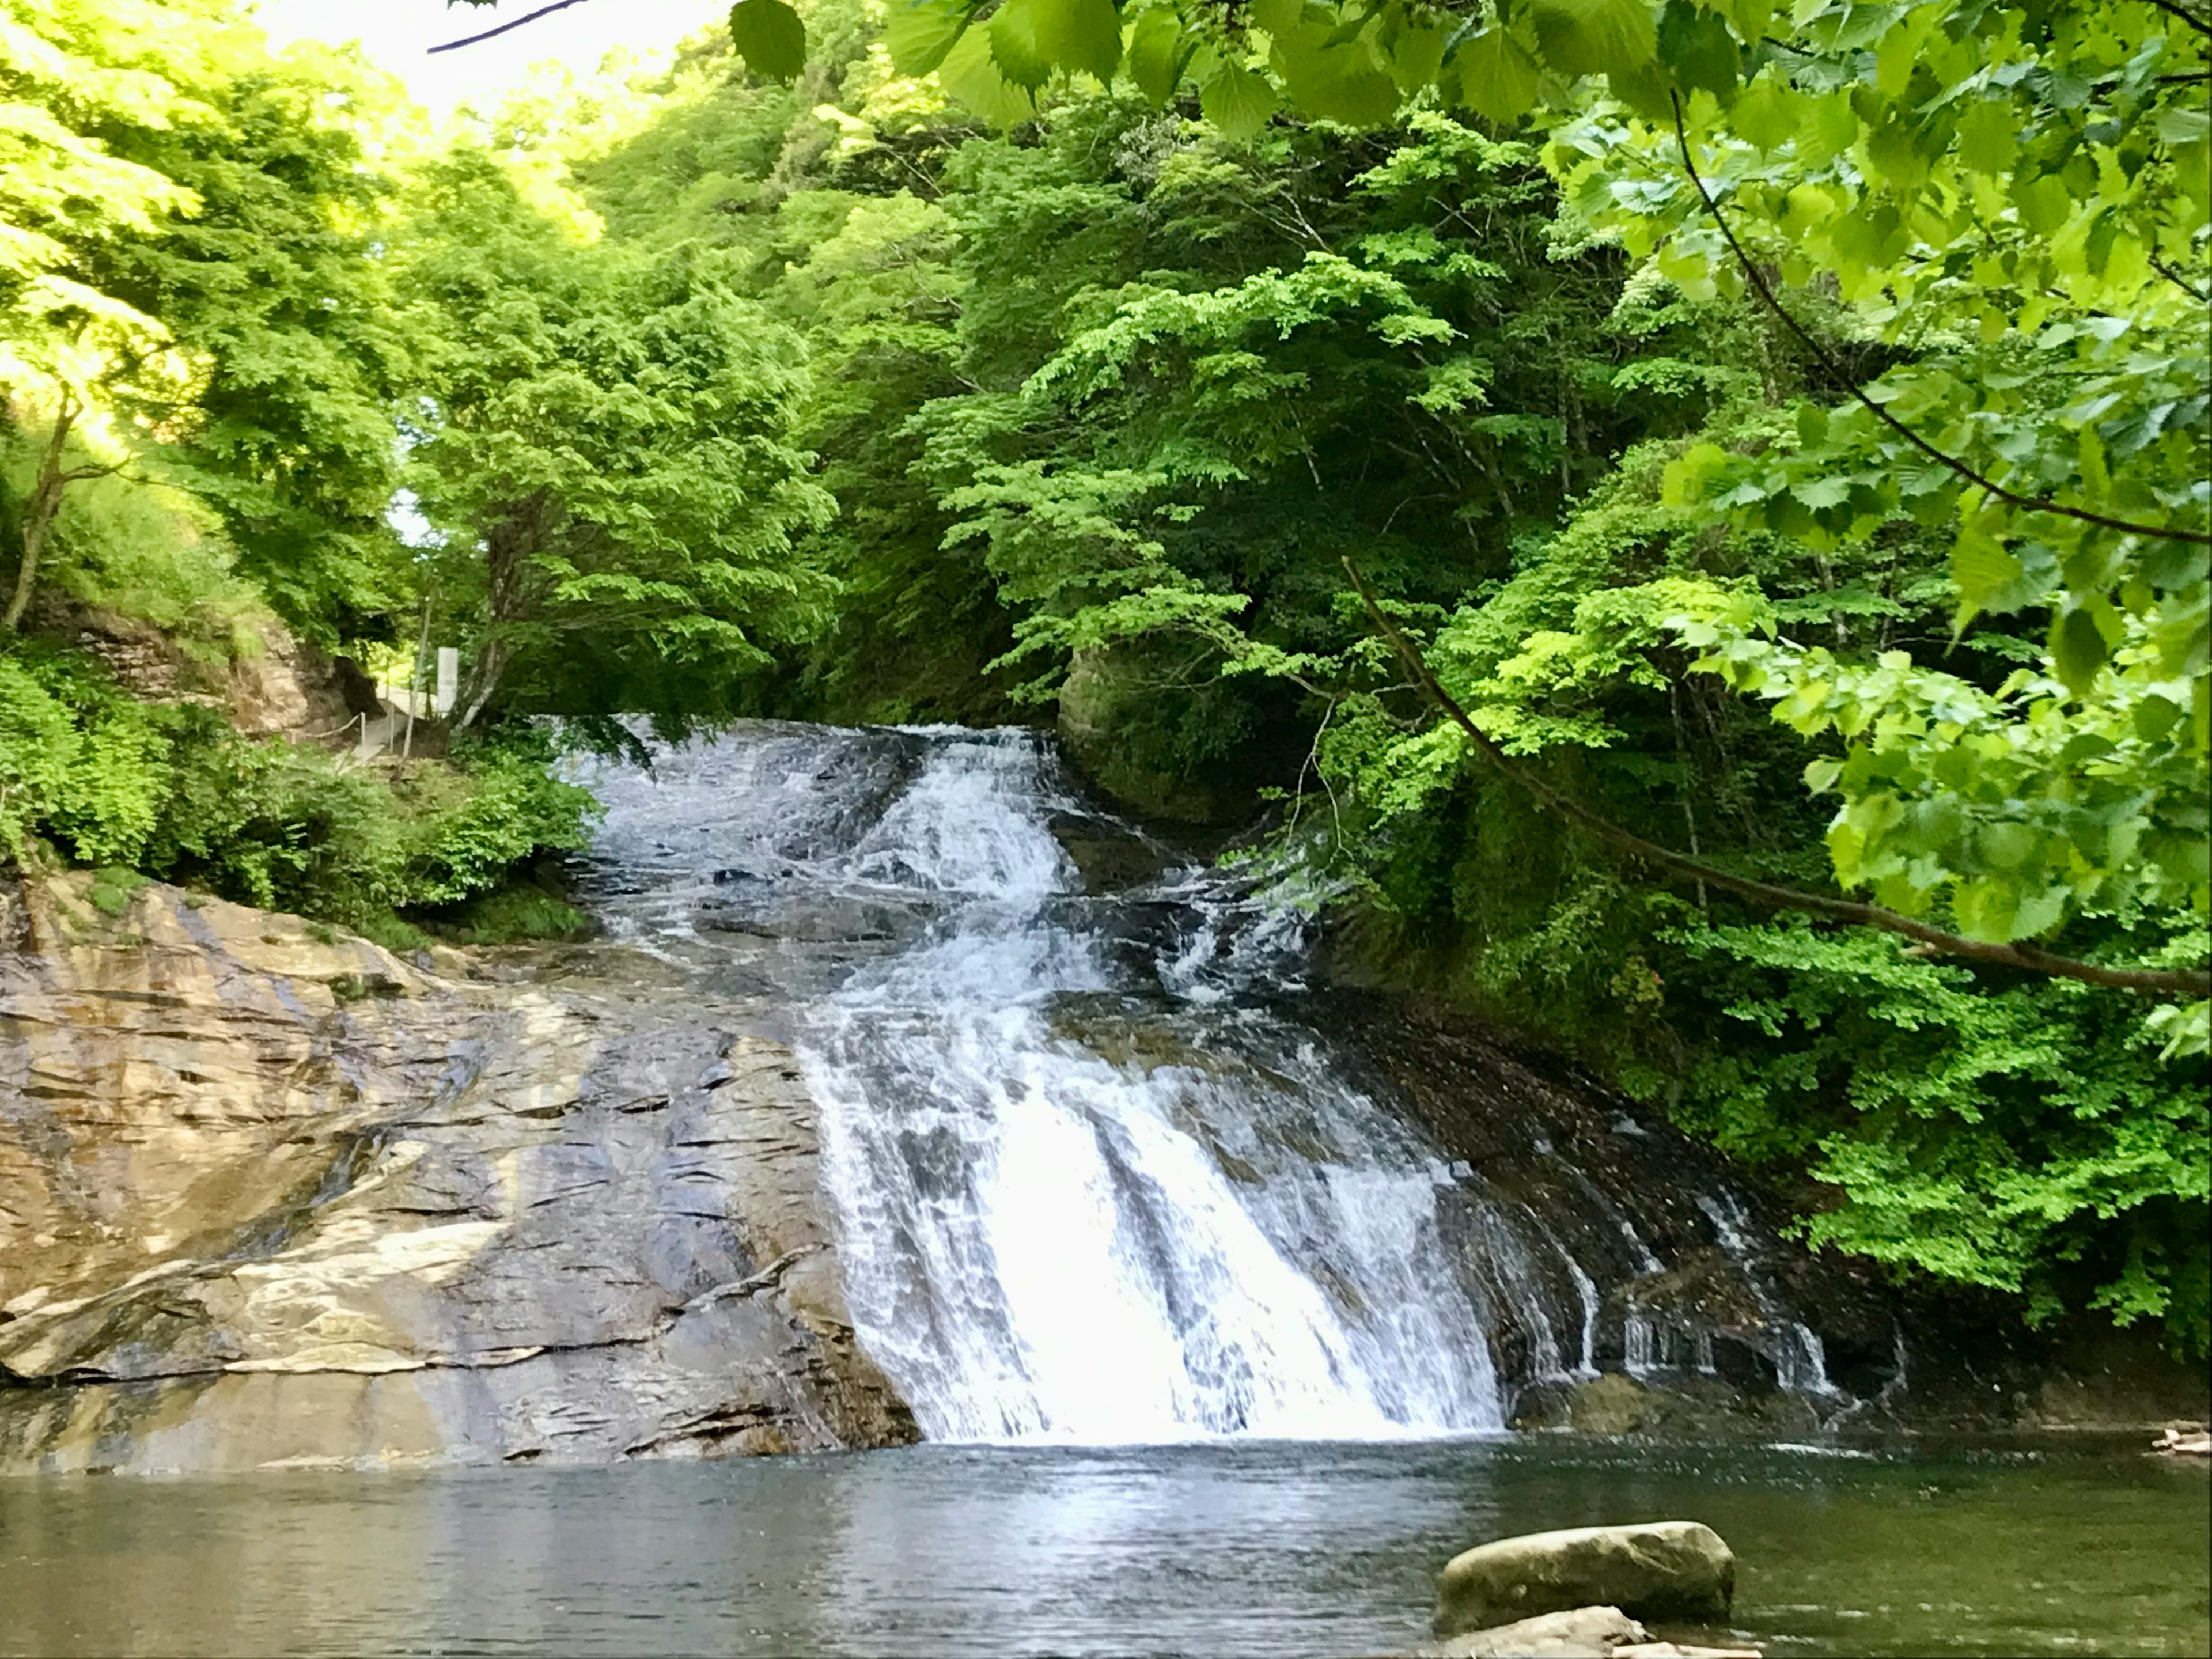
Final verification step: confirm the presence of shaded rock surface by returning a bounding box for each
[0,872,916,1473]
[1436,1522,1736,1637]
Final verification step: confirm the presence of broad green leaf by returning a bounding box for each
[1955,102,2017,176]
[1733,73,1806,150]
[1980,821,2036,869]
[1038,0,1123,82]
[1388,20,1448,94]
[2010,883,2067,941]
[1529,0,1658,79]
[1657,0,1738,97]
[885,0,971,74]
[938,25,1039,122]
[1272,22,1400,125]
[1200,64,1279,139]
[1950,523,2025,615]
[728,0,808,81]
[2011,173,2071,238]
[990,0,1054,89]
[1452,28,1541,126]
[1125,6,1190,104]
[2051,605,2108,694]
[1951,877,2015,942]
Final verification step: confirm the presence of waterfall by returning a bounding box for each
[575,722,1846,1443]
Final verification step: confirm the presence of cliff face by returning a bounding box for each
[0,873,916,1473]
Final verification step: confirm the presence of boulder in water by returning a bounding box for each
[1427,1604,1646,1656]
[1435,1522,1736,1637]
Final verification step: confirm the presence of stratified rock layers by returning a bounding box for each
[0,874,916,1473]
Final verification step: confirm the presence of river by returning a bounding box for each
[2,1437,2205,1656]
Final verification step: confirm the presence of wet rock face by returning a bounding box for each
[0,873,917,1473]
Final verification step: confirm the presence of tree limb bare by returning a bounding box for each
[429,0,594,55]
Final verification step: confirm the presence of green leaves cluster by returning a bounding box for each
[396,148,836,732]
[0,645,596,927]
[1670,922,2208,1344]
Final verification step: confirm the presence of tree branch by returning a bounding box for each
[429,0,594,55]
[2150,252,2211,302]
[2144,0,2212,36]
[1669,94,2211,550]
[1341,557,2211,999]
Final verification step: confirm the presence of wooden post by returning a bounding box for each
[403,594,432,760]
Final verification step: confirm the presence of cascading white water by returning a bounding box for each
[575,721,1851,1441]
[794,731,1500,1440]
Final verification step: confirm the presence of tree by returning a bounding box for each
[80,20,421,637]
[398,147,835,733]
[686,0,2209,1015]
[3,0,418,639]
[2,0,204,628]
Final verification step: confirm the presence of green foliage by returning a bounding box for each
[3,0,416,639]
[8,0,2205,1354]
[397,146,837,730]
[0,641,596,930]
[552,6,2205,1342]
[85,863,149,915]
[416,883,594,946]
[146,709,597,925]
[1664,922,2210,1353]
[0,647,166,864]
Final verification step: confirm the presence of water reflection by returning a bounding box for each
[1,1439,2204,1658]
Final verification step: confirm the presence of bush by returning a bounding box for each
[0,649,168,865]
[1657,922,2212,1357]
[0,643,600,935]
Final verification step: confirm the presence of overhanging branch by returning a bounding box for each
[1669,94,2211,551]
[1342,557,2211,999]
[429,0,594,54]
[2145,0,2212,36]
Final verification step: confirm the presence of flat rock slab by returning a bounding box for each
[1437,1522,1736,1637]
[0,874,919,1473]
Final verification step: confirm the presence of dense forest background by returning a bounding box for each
[2,0,2205,1354]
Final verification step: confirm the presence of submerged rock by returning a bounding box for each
[1422,1605,1760,1659]
[0,872,918,1473]
[1427,1604,1648,1656]
[1436,1522,1736,1638]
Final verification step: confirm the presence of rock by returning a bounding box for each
[1567,1373,1649,1435]
[1436,1522,1736,1638]
[330,653,385,718]
[1428,1604,1647,1656]
[0,871,918,1472]
[1045,810,1183,895]
[1057,647,1248,825]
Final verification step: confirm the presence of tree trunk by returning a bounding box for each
[452,494,548,732]
[5,402,78,634]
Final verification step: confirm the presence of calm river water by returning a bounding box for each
[1,1437,2204,1657]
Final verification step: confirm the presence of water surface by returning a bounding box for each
[3,1437,2203,1657]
